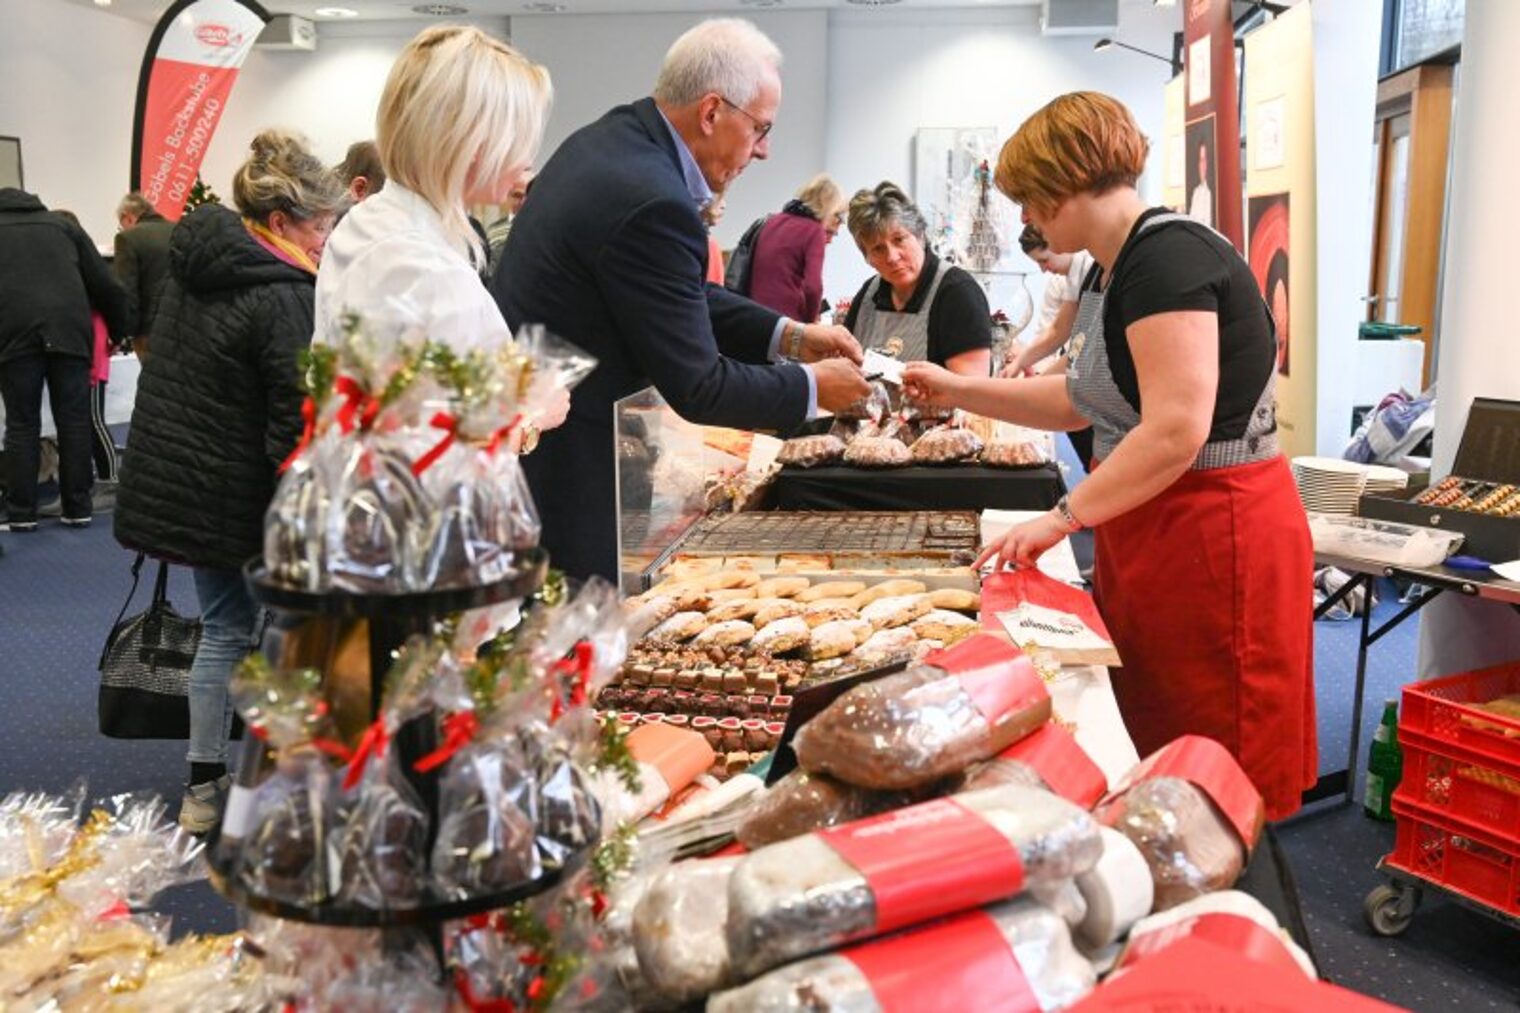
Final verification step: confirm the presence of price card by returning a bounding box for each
[863,350,905,386]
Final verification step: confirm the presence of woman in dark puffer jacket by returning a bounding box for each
[115,130,346,832]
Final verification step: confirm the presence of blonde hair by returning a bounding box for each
[377,25,552,264]
[654,18,782,108]
[847,181,927,250]
[996,91,1149,217]
[231,130,347,225]
[795,173,843,221]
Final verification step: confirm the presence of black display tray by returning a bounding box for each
[243,547,549,618]
[205,826,581,928]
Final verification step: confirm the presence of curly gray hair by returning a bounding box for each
[653,18,782,108]
[847,181,928,250]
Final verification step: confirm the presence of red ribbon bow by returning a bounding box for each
[486,413,524,457]
[342,718,391,791]
[413,711,481,773]
[411,411,460,477]
[334,375,380,434]
[548,641,595,724]
[454,969,519,1013]
[278,396,317,475]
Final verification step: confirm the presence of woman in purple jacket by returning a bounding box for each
[747,173,845,323]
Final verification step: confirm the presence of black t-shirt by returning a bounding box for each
[1087,209,1275,443]
[844,250,992,366]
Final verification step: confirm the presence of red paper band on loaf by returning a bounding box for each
[926,635,1047,725]
[997,722,1107,808]
[820,798,1025,935]
[844,909,1041,1013]
[1109,735,1264,852]
[1118,912,1304,978]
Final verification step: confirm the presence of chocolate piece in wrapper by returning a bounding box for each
[524,728,602,870]
[239,759,332,906]
[329,439,429,593]
[263,441,335,591]
[334,778,427,909]
[430,739,541,900]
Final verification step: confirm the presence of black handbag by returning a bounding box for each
[97,552,201,739]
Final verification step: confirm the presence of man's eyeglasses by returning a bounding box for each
[720,96,774,141]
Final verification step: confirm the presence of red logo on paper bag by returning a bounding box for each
[820,798,1024,935]
[195,24,240,47]
[844,909,1040,1013]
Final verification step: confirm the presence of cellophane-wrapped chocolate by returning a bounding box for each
[263,429,341,591]
[734,769,950,849]
[330,637,437,910]
[327,427,431,593]
[245,914,447,1012]
[793,635,1051,790]
[709,897,1095,1012]
[633,856,742,1003]
[226,661,340,906]
[725,784,1102,979]
[429,722,541,900]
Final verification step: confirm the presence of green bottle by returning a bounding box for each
[1364,698,1403,821]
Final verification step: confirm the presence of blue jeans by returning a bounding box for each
[188,566,260,765]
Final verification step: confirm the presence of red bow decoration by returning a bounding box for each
[413,711,481,773]
[334,375,380,434]
[342,718,391,791]
[548,641,595,724]
[454,969,519,1013]
[278,397,317,474]
[486,413,524,457]
[309,736,354,763]
[411,411,460,477]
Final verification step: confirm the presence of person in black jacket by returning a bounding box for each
[115,130,346,832]
[493,18,868,581]
[0,189,131,531]
[113,192,175,359]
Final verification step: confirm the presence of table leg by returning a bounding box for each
[1344,578,1375,806]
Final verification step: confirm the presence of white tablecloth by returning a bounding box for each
[0,354,140,439]
[979,509,1140,787]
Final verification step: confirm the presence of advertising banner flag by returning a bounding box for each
[1182,0,1243,250]
[131,0,269,220]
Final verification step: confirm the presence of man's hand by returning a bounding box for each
[810,358,871,413]
[799,323,863,365]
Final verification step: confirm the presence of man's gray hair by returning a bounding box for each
[847,181,928,249]
[116,191,155,220]
[654,18,782,108]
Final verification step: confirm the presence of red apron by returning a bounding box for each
[1094,454,1316,819]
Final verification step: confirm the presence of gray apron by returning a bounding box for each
[1066,212,1278,469]
[852,259,951,363]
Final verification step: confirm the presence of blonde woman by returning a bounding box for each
[114,130,346,831]
[316,25,553,359]
[746,172,846,322]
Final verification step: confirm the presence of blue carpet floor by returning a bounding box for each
[2,449,1517,1006]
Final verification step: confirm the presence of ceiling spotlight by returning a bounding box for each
[412,3,468,14]
[93,0,112,6]
[314,6,358,16]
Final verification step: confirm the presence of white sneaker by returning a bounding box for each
[178,774,233,834]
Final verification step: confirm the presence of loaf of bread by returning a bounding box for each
[808,619,863,660]
[724,785,1102,979]
[710,897,1094,1012]
[927,587,980,613]
[796,581,867,603]
[734,769,942,849]
[755,576,812,599]
[708,597,767,622]
[632,856,740,1002]
[911,426,984,464]
[850,579,928,609]
[794,637,1051,789]
[802,600,858,627]
[981,440,1050,469]
[859,593,932,630]
[751,616,811,654]
[777,434,847,468]
[843,436,911,468]
[911,608,978,644]
[647,611,709,643]
[754,599,807,628]
[1097,777,1245,911]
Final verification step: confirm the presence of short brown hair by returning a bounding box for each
[996,91,1149,216]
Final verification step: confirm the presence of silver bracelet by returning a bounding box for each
[1054,494,1086,533]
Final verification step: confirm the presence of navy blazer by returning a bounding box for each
[493,98,810,581]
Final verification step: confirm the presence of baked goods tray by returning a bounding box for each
[662,510,979,555]
[205,825,581,928]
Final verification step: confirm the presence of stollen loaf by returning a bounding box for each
[632,856,742,1003]
[794,635,1051,789]
[734,769,950,849]
[709,897,1095,1012]
[725,784,1102,979]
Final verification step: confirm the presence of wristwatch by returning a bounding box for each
[1053,494,1086,533]
[785,320,806,360]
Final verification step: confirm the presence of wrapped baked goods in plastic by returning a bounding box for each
[794,635,1052,790]
[1095,736,1265,912]
[961,722,1108,808]
[595,720,714,827]
[981,438,1052,468]
[777,433,846,469]
[428,720,541,899]
[247,915,447,1011]
[264,430,341,592]
[224,660,342,906]
[844,435,911,468]
[1074,826,1154,950]
[0,782,84,882]
[1117,889,1317,980]
[910,424,984,464]
[725,784,1102,978]
[734,769,952,850]
[710,896,1095,1012]
[53,793,206,920]
[633,856,742,1003]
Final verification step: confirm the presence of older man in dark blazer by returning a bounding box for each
[494,18,867,582]
[113,192,175,358]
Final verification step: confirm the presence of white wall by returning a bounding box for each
[510,10,830,257]
[821,4,1177,309]
[0,0,149,244]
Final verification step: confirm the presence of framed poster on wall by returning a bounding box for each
[0,136,21,190]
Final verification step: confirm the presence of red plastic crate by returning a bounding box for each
[1400,660,1520,769]
[1386,796,1520,918]
[1396,728,1520,835]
